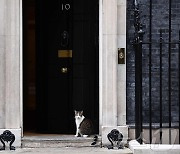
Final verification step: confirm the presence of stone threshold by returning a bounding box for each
[22,133,102,148]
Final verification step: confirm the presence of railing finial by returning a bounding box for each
[133,0,144,44]
[134,0,138,7]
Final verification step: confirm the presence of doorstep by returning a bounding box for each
[22,133,102,148]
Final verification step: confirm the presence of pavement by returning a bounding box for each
[0,147,132,154]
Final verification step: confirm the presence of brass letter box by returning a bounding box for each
[58,50,72,58]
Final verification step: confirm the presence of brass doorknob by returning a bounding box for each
[61,67,68,73]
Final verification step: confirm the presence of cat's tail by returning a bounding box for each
[91,135,98,145]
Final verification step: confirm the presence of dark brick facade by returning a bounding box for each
[127,0,180,125]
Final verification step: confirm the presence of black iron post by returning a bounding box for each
[159,29,163,144]
[168,0,172,144]
[179,30,180,144]
[149,0,152,144]
[133,0,144,144]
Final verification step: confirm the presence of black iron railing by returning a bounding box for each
[133,0,180,144]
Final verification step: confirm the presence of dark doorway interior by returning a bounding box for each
[23,0,36,132]
[23,0,99,134]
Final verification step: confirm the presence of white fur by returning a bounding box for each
[83,135,88,138]
[75,114,85,137]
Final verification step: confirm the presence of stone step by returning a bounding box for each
[22,134,102,148]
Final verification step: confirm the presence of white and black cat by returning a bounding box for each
[74,110,94,137]
[74,110,98,145]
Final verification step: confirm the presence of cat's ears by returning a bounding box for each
[74,110,83,114]
[80,111,83,115]
[74,110,77,114]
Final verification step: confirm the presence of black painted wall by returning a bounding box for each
[127,0,180,125]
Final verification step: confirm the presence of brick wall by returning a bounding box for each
[127,0,180,125]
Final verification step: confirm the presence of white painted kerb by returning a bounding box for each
[129,140,180,154]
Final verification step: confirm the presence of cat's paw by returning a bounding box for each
[83,135,88,138]
[75,134,78,137]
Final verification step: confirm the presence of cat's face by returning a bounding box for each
[75,110,83,119]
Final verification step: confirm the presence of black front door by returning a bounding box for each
[36,0,99,134]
